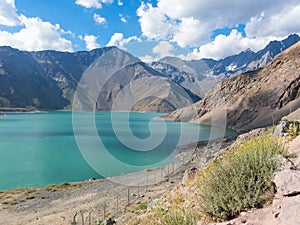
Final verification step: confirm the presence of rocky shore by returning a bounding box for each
[1,117,300,225]
[116,113,300,225]
[0,135,236,224]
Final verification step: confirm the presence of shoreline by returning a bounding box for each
[0,134,236,192]
[0,159,188,225]
[0,136,235,224]
[0,107,45,113]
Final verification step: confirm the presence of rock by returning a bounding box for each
[207,222,233,225]
[274,170,300,196]
[274,120,289,136]
[274,117,300,138]
[287,135,300,169]
[278,155,294,170]
[282,108,300,122]
[278,196,300,225]
[181,167,197,186]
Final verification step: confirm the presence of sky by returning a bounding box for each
[0,0,299,61]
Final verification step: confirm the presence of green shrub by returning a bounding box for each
[137,202,148,211]
[59,182,70,187]
[197,136,283,222]
[150,208,198,225]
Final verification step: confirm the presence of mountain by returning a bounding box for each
[211,34,300,79]
[0,46,197,112]
[150,57,216,98]
[0,34,299,112]
[151,34,300,92]
[162,41,300,132]
[0,46,69,110]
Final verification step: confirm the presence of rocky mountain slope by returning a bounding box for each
[0,46,115,110]
[163,41,300,132]
[150,34,299,97]
[0,34,298,112]
[0,47,197,112]
[210,34,300,79]
[150,57,216,98]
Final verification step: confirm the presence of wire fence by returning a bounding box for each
[72,162,180,225]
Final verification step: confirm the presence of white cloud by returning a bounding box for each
[0,0,21,26]
[106,32,141,48]
[102,0,113,3]
[152,41,174,58]
[117,0,123,6]
[75,0,114,9]
[93,13,107,26]
[106,33,123,47]
[245,5,300,38]
[177,48,202,61]
[155,0,292,28]
[138,54,155,63]
[195,30,274,60]
[75,0,102,9]
[137,0,300,58]
[119,14,127,23]
[137,2,175,40]
[172,17,208,47]
[0,0,74,51]
[83,35,100,50]
[0,15,73,51]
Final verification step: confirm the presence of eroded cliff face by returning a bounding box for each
[163,42,300,132]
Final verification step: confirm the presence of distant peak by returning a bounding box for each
[287,33,300,39]
[0,46,18,51]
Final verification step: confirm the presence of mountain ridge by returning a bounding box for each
[162,41,300,132]
[150,34,300,97]
[0,34,299,112]
[0,46,198,112]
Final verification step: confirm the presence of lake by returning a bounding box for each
[0,112,235,190]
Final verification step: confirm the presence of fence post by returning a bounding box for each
[116,195,119,213]
[73,212,78,225]
[146,174,148,191]
[88,211,92,225]
[81,211,84,225]
[172,162,174,174]
[127,188,130,206]
[103,201,106,220]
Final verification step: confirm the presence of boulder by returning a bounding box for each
[286,135,300,169]
[278,196,300,225]
[274,170,300,196]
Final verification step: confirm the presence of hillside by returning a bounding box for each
[211,34,300,79]
[0,35,298,112]
[0,47,197,112]
[150,34,300,95]
[163,41,300,132]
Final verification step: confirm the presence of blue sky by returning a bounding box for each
[0,0,299,60]
[14,0,144,48]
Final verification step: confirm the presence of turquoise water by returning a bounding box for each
[0,112,235,190]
